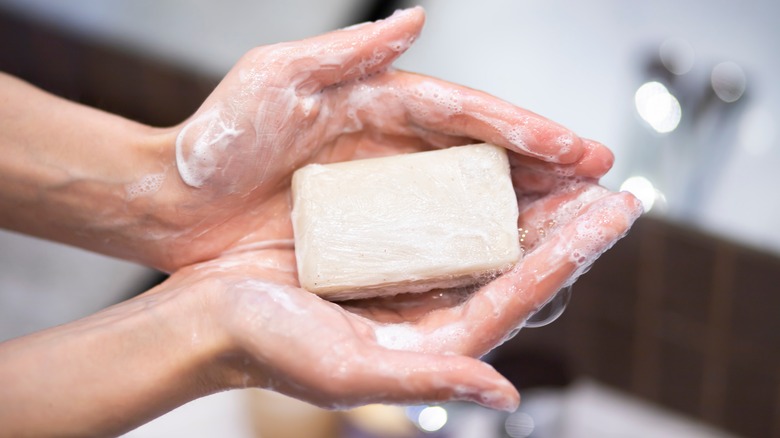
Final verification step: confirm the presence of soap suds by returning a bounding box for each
[531,191,642,291]
[554,133,575,156]
[174,18,418,191]
[374,321,468,353]
[175,105,242,188]
[374,323,422,351]
[125,172,166,201]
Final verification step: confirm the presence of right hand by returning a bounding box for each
[159,159,641,412]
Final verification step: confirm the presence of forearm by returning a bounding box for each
[0,286,227,437]
[0,72,187,267]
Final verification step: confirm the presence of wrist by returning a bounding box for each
[0,274,233,436]
[120,124,195,268]
[59,120,192,270]
[135,275,238,397]
[157,270,266,393]
[0,74,189,268]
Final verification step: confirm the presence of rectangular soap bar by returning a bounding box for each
[291,143,521,301]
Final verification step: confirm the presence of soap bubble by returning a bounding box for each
[525,286,572,328]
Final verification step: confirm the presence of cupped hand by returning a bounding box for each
[160,158,641,412]
[165,252,521,412]
[155,7,611,271]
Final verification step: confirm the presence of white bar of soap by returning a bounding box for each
[291,143,521,301]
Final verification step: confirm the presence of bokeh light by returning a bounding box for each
[711,61,746,103]
[505,411,535,438]
[620,176,660,213]
[634,81,682,133]
[416,406,448,432]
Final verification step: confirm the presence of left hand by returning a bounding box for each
[143,7,613,272]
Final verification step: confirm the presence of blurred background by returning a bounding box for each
[1,0,778,437]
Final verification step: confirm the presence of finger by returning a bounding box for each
[466,191,642,356]
[578,139,615,178]
[296,7,425,92]
[349,347,519,412]
[511,138,615,180]
[510,167,599,201]
[407,191,641,358]
[346,71,586,164]
[516,182,612,251]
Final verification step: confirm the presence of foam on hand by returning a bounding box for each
[291,143,521,301]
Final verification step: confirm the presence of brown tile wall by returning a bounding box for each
[505,217,780,438]
[0,9,217,127]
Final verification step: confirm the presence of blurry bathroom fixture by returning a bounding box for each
[509,389,567,438]
[620,175,665,213]
[626,40,751,225]
[671,59,747,219]
[711,61,746,103]
[659,37,695,75]
[738,105,775,156]
[634,81,682,133]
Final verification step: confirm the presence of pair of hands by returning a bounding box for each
[133,8,641,413]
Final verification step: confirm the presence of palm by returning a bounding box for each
[229,164,640,360]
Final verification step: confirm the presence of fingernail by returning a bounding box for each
[478,389,520,412]
[455,374,520,412]
[387,6,424,20]
[342,7,424,32]
[621,190,646,215]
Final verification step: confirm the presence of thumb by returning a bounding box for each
[347,346,520,412]
[297,7,425,91]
